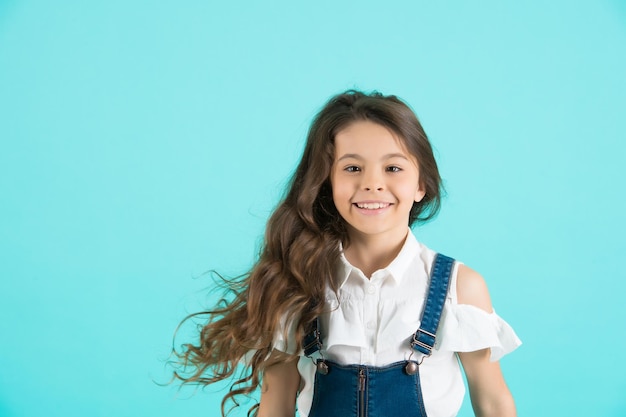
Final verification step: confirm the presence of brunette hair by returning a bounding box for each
[172,90,442,416]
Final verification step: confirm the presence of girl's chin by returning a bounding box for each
[344,224,409,240]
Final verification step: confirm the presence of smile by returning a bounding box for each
[354,202,391,210]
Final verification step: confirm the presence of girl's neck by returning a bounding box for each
[343,228,409,278]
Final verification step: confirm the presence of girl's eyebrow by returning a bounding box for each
[336,153,410,161]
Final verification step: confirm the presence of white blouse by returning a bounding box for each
[273,230,521,417]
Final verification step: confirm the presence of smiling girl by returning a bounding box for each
[174,90,521,417]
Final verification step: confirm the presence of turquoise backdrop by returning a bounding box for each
[1,1,625,416]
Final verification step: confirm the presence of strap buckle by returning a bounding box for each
[303,327,322,357]
[410,328,436,356]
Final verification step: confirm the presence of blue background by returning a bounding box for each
[1,1,625,416]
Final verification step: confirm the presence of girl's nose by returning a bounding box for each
[362,171,384,191]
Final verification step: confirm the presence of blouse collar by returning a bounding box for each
[336,229,420,288]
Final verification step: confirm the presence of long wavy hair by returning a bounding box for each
[172,89,443,416]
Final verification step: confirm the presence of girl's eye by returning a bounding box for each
[386,166,402,172]
[345,166,361,172]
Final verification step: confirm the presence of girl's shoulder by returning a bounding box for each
[414,238,492,313]
[455,264,493,313]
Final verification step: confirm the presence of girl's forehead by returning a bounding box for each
[333,120,417,161]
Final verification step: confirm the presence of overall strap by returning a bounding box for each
[410,253,455,356]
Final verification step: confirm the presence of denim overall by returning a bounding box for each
[302,253,455,417]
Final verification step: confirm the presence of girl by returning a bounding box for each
[174,90,521,417]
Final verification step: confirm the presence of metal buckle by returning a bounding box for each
[303,329,320,349]
[411,328,436,356]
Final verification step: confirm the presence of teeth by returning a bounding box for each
[356,202,389,209]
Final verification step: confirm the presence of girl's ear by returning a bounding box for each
[414,185,426,203]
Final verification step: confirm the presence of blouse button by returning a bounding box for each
[367,285,376,295]
[366,321,376,329]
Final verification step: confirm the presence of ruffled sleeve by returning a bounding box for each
[272,313,300,355]
[436,304,522,362]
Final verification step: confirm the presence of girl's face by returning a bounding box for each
[330,120,425,244]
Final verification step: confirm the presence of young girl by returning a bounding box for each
[174,90,521,417]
